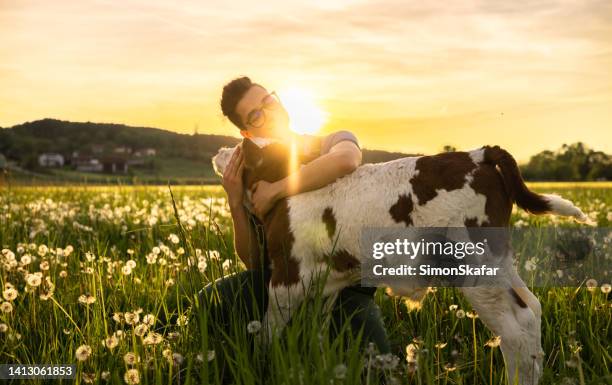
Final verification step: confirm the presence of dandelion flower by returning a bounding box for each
[134,324,148,337]
[124,368,140,385]
[3,288,18,301]
[20,255,32,265]
[586,278,598,291]
[434,342,447,349]
[247,320,262,334]
[207,350,216,362]
[167,331,181,340]
[75,344,92,361]
[449,304,458,311]
[405,343,418,363]
[485,335,502,348]
[374,353,400,370]
[198,260,207,273]
[124,312,139,325]
[455,309,466,319]
[146,254,157,264]
[78,294,96,305]
[0,302,13,313]
[601,283,611,294]
[0,323,8,332]
[103,335,119,350]
[172,352,184,366]
[123,352,140,365]
[176,314,188,326]
[222,259,232,270]
[142,314,155,326]
[333,364,347,379]
[26,274,42,287]
[114,330,125,339]
[524,259,537,272]
[168,234,180,244]
[143,332,163,345]
[121,265,132,275]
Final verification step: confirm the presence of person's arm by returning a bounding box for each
[228,203,263,269]
[221,146,262,269]
[250,131,362,218]
[275,140,361,198]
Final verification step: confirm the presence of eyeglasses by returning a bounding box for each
[245,91,281,128]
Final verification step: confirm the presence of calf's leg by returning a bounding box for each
[461,285,543,385]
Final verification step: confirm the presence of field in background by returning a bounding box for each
[0,183,610,384]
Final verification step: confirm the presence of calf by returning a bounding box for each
[213,138,588,385]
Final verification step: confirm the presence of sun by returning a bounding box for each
[277,87,327,135]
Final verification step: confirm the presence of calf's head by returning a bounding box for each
[241,138,294,187]
[212,138,294,189]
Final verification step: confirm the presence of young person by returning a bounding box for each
[198,76,390,356]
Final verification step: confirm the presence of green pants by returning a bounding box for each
[197,269,390,354]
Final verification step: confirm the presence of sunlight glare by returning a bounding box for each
[278,87,327,135]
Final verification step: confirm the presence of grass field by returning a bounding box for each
[0,183,610,384]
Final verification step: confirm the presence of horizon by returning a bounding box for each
[4,117,608,165]
[1,1,611,163]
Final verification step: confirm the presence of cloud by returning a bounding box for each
[0,0,610,159]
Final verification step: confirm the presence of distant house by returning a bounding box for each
[102,156,128,174]
[91,144,105,154]
[73,155,103,172]
[134,148,157,157]
[114,146,132,155]
[38,153,65,167]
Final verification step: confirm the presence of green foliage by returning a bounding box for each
[521,142,612,181]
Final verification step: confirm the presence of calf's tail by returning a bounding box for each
[478,145,589,223]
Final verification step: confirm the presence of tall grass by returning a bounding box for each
[0,184,609,384]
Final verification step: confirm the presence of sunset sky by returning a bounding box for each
[1,0,610,162]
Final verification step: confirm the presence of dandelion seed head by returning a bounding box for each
[333,364,347,379]
[0,302,13,313]
[124,368,140,385]
[247,320,262,334]
[75,344,92,361]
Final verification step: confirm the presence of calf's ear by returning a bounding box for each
[242,138,263,169]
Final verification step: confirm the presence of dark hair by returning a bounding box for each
[220,76,260,129]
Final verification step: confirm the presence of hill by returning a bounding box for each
[0,119,414,184]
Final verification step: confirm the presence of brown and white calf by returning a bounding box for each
[213,138,588,385]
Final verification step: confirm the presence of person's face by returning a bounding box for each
[235,85,290,139]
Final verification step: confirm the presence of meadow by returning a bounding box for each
[0,183,610,385]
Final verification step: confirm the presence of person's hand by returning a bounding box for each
[250,180,282,219]
[221,146,245,209]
